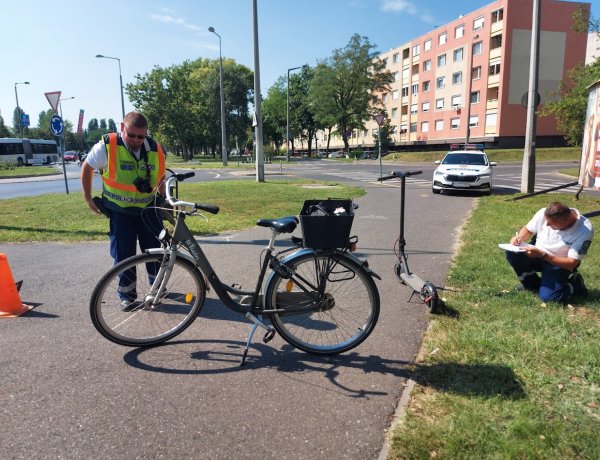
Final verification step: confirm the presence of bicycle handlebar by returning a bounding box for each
[164,172,220,214]
[378,170,423,181]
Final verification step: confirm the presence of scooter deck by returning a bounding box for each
[400,272,426,292]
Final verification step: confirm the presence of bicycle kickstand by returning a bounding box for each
[240,313,276,366]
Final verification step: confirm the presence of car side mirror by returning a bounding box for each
[490,162,497,166]
[434,160,441,165]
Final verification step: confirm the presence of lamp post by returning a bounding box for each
[286,66,302,161]
[465,35,479,144]
[209,26,228,166]
[95,54,125,120]
[14,81,30,139]
[373,113,385,179]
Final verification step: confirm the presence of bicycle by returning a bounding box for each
[90,171,381,364]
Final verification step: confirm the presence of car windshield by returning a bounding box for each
[442,153,487,166]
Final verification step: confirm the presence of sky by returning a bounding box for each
[1,0,598,133]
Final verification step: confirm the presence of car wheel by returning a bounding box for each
[432,187,441,194]
[17,157,24,167]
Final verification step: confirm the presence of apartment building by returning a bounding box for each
[323,0,589,151]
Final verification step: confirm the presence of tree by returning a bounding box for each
[0,115,12,137]
[262,76,287,151]
[540,59,600,146]
[289,66,322,156]
[309,34,392,152]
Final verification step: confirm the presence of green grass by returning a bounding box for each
[0,165,60,177]
[0,179,364,242]
[390,193,600,459]
[385,146,582,163]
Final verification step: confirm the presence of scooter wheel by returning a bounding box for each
[421,282,440,314]
[394,262,406,285]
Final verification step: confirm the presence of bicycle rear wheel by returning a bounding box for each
[90,253,206,347]
[265,251,380,355]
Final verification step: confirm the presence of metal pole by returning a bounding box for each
[96,55,125,121]
[286,66,301,161]
[377,128,382,179]
[209,27,228,166]
[253,0,264,182]
[59,101,69,194]
[465,35,479,144]
[521,0,540,193]
[14,81,29,139]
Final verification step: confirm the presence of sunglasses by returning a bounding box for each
[125,129,146,140]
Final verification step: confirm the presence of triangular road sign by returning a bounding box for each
[45,91,61,113]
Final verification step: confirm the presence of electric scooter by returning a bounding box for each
[378,170,440,313]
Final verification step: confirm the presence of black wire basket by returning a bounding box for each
[299,199,354,249]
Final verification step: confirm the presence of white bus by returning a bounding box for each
[0,138,59,166]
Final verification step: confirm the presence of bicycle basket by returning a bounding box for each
[299,199,354,249]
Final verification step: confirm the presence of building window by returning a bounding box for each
[382,93,388,103]
[393,71,399,82]
[382,57,389,67]
[486,112,497,126]
[455,24,464,39]
[451,95,462,107]
[401,87,409,97]
[436,76,446,89]
[391,107,398,118]
[437,54,446,67]
[452,72,462,85]
[490,34,502,50]
[402,48,410,59]
[393,52,400,63]
[424,39,432,51]
[453,47,464,62]
[423,59,431,72]
[435,119,444,131]
[436,98,444,109]
[473,41,483,56]
[470,91,480,104]
[472,66,482,80]
[412,44,420,56]
[451,118,460,129]
[422,101,430,112]
[469,115,479,127]
[489,62,500,75]
[400,124,407,133]
[392,90,399,100]
[402,68,410,79]
[439,32,447,45]
[473,16,484,30]
[410,104,418,114]
[422,80,430,92]
[421,121,429,132]
[491,8,504,23]
[411,84,418,95]
[410,122,417,132]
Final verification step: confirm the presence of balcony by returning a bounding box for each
[488,74,500,87]
[489,47,502,60]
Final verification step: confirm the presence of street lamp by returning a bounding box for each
[209,26,228,166]
[95,54,125,120]
[14,81,30,139]
[59,96,75,119]
[286,66,302,161]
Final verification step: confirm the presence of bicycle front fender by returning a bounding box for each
[145,248,198,268]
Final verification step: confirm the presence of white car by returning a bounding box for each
[432,150,496,195]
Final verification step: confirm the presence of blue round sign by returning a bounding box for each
[50,114,64,136]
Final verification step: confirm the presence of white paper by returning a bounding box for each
[498,243,528,252]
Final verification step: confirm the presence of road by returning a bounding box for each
[0,158,593,459]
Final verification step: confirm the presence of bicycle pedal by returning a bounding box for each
[263,329,275,343]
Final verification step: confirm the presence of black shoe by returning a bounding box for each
[569,273,589,296]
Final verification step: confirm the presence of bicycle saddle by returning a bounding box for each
[256,216,299,233]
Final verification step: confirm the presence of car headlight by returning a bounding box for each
[434,170,444,176]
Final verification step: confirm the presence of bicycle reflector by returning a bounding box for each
[185,292,193,303]
[285,280,294,292]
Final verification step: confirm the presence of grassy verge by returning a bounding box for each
[0,165,60,177]
[0,179,364,242]
[390,193,600,459]
[385,146,582,163]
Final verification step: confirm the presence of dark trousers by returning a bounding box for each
[505,251,573,303]
[109,209,163,301]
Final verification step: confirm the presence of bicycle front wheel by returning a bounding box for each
[265,251,380,355]
[90,252,206,347]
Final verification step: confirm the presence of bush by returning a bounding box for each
[0,161,16,171]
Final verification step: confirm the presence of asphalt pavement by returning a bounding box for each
[0,168,476,458]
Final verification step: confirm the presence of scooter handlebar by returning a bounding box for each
[378,170,423,181]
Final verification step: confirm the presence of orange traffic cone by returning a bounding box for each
[0,253,32,318]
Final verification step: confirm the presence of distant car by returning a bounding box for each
[328,151,344,158]
[432,150,496,195]
[63,151,77,162]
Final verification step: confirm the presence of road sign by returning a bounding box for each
[20,114,30,127]
[45,91,61,113]
[50,114,64,136]
[373,114,385,125]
